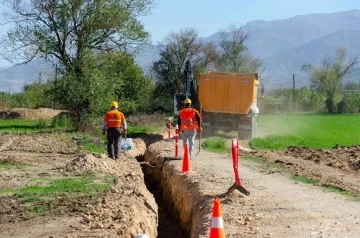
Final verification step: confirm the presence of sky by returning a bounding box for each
[0,0,359,67]
[141,0,360,44]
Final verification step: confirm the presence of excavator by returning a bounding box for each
[174,60,261,139]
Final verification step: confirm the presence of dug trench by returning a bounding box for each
[2,132,360,237]
[136,135,214,238]
[0,132,218,238]
[139,138,239,238]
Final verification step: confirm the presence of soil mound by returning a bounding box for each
[0,108,64,120]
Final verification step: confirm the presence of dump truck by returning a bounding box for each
[174,60,261,139]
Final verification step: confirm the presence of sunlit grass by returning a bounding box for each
[0,172,116,217]
[0,119,71,132]
[202,137,230,153]
[252,114,360,149]
[0,160,31,169]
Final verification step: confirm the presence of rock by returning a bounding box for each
[94,222,104,229]
[82,215,91,223]
[117,229,125,235]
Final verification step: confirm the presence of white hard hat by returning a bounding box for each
[135,235,149,238]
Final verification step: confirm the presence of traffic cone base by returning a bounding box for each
[182,142,191,173]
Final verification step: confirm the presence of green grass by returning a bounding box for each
[1,174,114,197]
[0,119,71,132]
[82,140,105,154]
[0,172,115,216]
[324,185,356,198]
[202,137,230,153]
[0,160,31,169]
[127,124,163,137]
[291,175,316,184]
[252,114,360,149]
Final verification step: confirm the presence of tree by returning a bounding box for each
[0,0,154,73]
[151,28,217,109]
[53,52,154,122]
[0,0,154,121]
[215,25,262,73]
[23,82,53,108]
[302,47,359,113]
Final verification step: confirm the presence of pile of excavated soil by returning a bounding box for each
[0,107,64,120]
[0,133,158,238]
[62,153,158,237]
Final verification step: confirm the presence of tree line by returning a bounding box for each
[0,0,358,129]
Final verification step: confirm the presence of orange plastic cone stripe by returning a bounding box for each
[209,198,225,238]
[182,142,191,173]
[212,198,222,217]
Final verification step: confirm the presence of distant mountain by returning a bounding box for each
[208,9,360,58]
[263,29,360,87]
[2,9,360,92]
[134,44,160,73]
[0,60,54,93]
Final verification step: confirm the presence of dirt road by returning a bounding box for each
[146,140,360,237]
[0,132,359,237]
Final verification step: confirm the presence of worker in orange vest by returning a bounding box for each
[102,101,127,160]
[178,98,202,156]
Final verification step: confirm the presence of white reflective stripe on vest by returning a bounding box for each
[210,217,224,228]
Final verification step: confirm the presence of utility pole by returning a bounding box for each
[292,74,295,102]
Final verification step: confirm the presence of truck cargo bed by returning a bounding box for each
[198,72,259,114]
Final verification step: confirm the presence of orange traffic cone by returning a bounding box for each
[209,198,225,238]
[182,142,192,173]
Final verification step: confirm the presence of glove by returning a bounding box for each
[102,130,106,136]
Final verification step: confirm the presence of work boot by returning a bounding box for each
[114,157,119,160]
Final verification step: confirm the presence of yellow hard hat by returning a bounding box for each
[110,101,118,108]
[184,98,192,104]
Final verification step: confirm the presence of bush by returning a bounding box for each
[51,113,70,128]
[36,119,48,129]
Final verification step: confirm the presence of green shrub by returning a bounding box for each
[35,119,48,129]
[51,114,69,128]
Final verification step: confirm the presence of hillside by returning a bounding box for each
[263,29,360,87]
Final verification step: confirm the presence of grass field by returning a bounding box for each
[252,114,360,149]
[0,118,69,132]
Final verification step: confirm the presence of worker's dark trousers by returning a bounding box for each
[107,128,121,159]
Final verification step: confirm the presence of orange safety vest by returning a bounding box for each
[104,110,125,128]
[179,108,200,130]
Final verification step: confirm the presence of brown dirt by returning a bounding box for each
[0,125,360,237]
[143,139,360,237]
[0,108,64,120]
[0,133,157,238]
